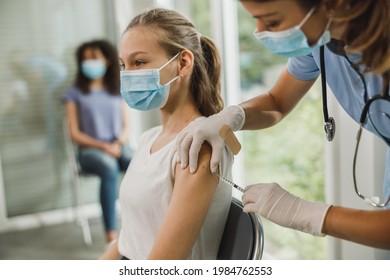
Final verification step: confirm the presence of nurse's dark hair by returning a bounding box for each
[124,8,223,116]
[241,0,390,87]
[326,0,390,89]
[75,39,120,95]
[240,0,316,10]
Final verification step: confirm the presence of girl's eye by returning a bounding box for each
[119,63,125,71]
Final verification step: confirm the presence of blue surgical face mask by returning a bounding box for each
[120,53,180,111]
[254,7,332,57]
[81,59,107,80]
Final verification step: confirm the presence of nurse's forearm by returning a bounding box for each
[239,67,315,130]
[322,206,390,250]
[240,93,284,130]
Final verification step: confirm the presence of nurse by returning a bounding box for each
[176,0,390,249]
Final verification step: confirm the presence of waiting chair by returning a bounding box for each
[63,118,93,246]
[217,197,264,260]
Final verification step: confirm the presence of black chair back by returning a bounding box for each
[217,197,264,260]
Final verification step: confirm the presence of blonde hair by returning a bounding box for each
[125,8,223,116]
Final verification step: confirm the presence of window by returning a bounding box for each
[0,0,114,218]
[236,3,326,259]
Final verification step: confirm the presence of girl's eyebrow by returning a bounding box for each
[128,51,148,58]
[119,51,149,63]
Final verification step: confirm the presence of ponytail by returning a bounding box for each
[190,35,223,117]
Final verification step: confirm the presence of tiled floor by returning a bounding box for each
[0,218,107,260]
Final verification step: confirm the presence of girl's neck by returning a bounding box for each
[150,102,200,154]
[160,103,201,136]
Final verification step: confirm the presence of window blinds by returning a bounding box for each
[0,0,113,217]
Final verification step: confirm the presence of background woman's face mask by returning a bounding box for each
[120,53,180,111]
[81,59,107,80]
[253,7,331,57]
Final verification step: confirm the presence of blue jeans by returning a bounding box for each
[78,144,133,232]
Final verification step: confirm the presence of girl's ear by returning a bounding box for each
[178,49,194,77]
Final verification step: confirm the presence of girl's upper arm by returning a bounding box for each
[147,143,219,260]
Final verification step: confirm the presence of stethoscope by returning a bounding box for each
[319,45,336,141]
[319,43,370,142]
[320,43,390,142]
[319,43,390,207]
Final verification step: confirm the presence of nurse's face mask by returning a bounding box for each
[253,7,331,57]
[120,53,180,111]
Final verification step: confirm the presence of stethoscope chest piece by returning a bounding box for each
[324,117,336,141]
[320,45,336,142]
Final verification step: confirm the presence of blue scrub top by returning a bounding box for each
[287,45,390,207]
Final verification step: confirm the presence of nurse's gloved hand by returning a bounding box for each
[176,105,245,173]
[242,183,331,236]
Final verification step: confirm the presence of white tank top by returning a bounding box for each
[118,125,233,259]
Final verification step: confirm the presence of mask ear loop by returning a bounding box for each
[159,52,181,86]
[159,52,181,71]
[163,75,180,87]
[323,19,332,32]
[298,6,316,28]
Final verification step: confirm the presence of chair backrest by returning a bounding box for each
[63,118,93,177]
[63,118,81,176]
[217,197,264,260]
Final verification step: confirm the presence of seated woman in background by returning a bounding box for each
[63,40,133,243]
[99,8,233,260]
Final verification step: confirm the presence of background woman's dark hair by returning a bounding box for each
[74,39,120,95]
[125,8,223,116]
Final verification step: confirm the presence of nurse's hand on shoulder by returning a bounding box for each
[176,105,245,174]
[242,182,331,236]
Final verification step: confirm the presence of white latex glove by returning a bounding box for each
[176,105,245,173]
[242,183,331,236]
